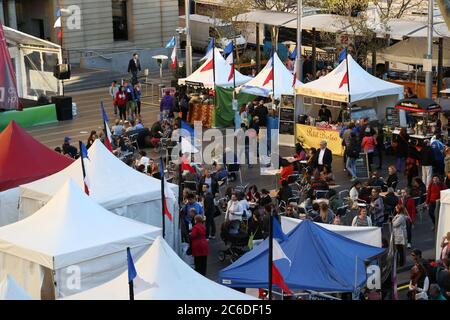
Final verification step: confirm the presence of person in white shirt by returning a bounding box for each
[225,193,244,222]
[237,192,250,219]
[349,181,362,202]
[135,151,150,172]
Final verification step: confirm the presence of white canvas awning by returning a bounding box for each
[296,54,403,103]
[0,180,161,270]
[178,48,252,89]
[380,38,450,66]
[64,237,257,300]
[239,52,302,98]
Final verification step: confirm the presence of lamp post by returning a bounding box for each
[152,55,168,101]
[296,0,303,82]
[185,0,192,76]
[425,0,434,98]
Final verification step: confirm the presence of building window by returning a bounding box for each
[112,0,128,41]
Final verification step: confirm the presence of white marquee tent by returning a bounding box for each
[0,180,161,299]
[178,48,252,88]
[64,236,256,300]
[239,52,302,98]
[0,275,32,300]
[4,26,63,101]
[281,216,382,247]
[437,191,450,260]
[296,54,404,120]
[18,139,180,251]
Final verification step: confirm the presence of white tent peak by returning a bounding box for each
[64,236,257,300]
[240,52,302,98]
[297,54,403,103]
[0,275,32,300]
[20,139,177,209]
[0,179,161,269]
[178,48,252,89]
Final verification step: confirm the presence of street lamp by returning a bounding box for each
[152,55,168,101]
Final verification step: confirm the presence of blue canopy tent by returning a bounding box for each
[219,220,385,293]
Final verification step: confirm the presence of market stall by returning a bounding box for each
[393,98,441,141]
[178,48,252,128]
[295,55,404,154]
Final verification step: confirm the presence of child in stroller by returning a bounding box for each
[218,220,249,263]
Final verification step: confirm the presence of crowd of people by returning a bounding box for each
[49,50,450,299]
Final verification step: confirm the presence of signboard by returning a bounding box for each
[355,152,370,178]
[423,58,432,72]
[296,124,344,156]
[280,121,294,135]
[279,95,295,147]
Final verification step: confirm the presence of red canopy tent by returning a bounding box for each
[0,121,73,192]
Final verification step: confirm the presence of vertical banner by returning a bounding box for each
[0,23,20,111]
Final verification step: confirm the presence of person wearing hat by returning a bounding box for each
[318,104,332,123]
[62,136,78,159]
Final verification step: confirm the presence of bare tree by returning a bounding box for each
[372,0,428,19]
[251,0,297,12]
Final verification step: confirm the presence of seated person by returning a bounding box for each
[320,165,335,183]
[383,165,399,192]
[309,169,329,198]
[259,189,273,208]
[277,180,294,207]
[358,182,372,203]
[286,203,299,219]
[278,157,294,185]
[307,202,320,221]
[368,171,384,188]
[328,189,343,213]
[150,120,163,147]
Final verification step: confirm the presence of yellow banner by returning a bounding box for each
[296,124,344,156]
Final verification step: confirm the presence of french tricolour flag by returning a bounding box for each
[170,42,177,69]
[127,247,157,298]
[101,102,113,152]
[159,158,174,221]
[80,142,90,196]
[272,218,292,294]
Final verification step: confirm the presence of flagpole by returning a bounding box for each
[272,51,276,107]
[78,141,87,188]
[345,52,351,107]
[160,150,166,239]
[232,41,236,91]
[268,207,274,300]
[127,247,135,301]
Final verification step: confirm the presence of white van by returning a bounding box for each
[179,14,247,52]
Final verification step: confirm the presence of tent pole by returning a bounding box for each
[160,147,166,239]
[268,207,274,300]
[346,52,351,110]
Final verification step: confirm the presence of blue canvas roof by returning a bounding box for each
[219,220,385,292]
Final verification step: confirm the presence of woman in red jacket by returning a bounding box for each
[115,86,128,121]
[426,175,446,229]
[190,215,209,276]
[399,188,416,249]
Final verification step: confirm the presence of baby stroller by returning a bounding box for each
[218,220,249,263]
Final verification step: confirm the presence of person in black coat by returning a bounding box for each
[382,165,399,192]
[254,101,268,127]
[202,184,216,239]
[127,53,141,84]
[314,140,333,172]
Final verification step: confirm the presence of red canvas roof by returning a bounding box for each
[0,121,74,192]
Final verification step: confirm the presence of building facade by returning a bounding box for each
[1,0,178,56]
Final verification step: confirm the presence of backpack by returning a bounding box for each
[348,144,360,159]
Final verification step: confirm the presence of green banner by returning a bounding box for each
[214,86,256,128]
[0,104,58,131]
